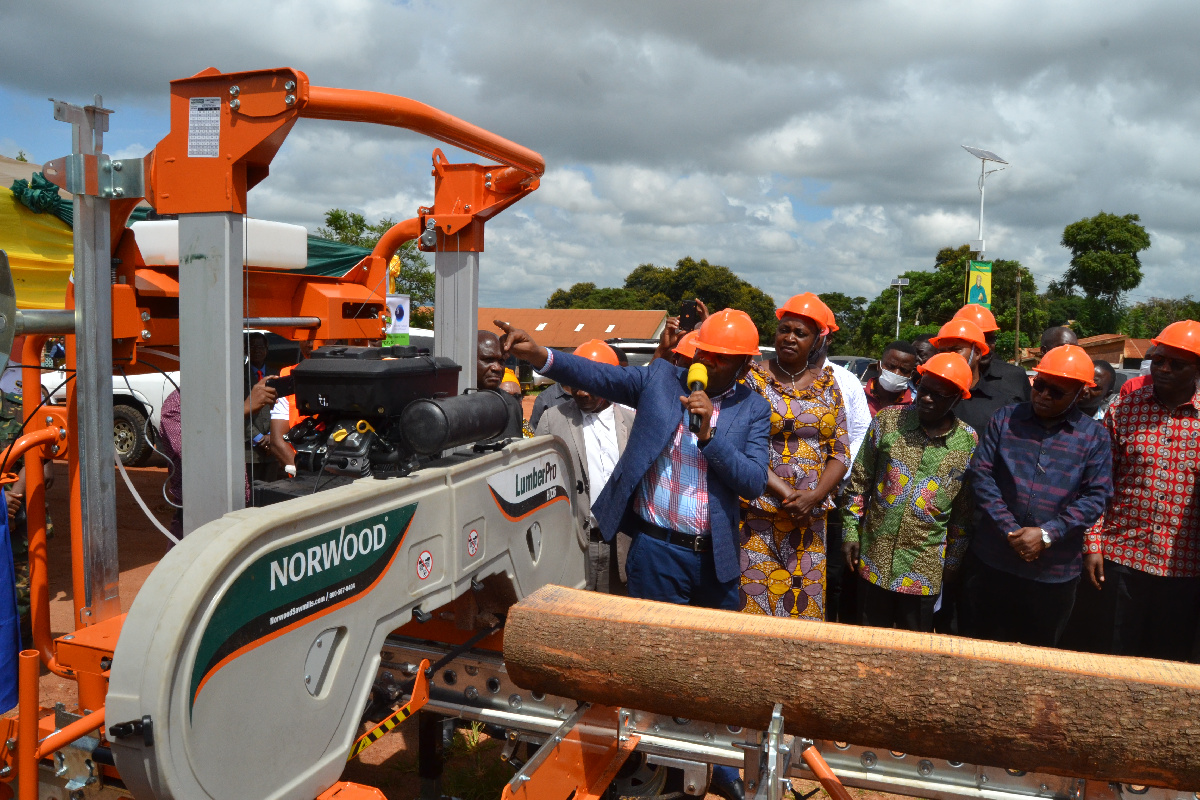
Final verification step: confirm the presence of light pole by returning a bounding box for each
[961,145,1008,261]
[890,277,909,339]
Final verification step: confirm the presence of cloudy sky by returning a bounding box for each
[3,1,1199,308]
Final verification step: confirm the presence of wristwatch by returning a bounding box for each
[1039,528,1052,548]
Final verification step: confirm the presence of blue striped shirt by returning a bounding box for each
[968,403,1113,582]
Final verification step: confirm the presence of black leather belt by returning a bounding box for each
[633,516,712,553]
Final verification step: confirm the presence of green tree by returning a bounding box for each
[546,283,645,310]
[545,257,778,343]
[1122,296,1200,339]
[14,150,27,163]
[1058,211,1150,307]
[316,208,435,328]
[1042,284,1119,338]
[818,292,867,355]
[846,245,1039,360]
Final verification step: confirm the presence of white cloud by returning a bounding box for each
[3,0,1199,310]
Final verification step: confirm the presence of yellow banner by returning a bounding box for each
[0,187,73,309]
[967,260,992,309]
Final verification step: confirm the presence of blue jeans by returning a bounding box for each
[626,533,741,788]
[626,533,740,610]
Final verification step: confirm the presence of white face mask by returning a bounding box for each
[877,368,910,393]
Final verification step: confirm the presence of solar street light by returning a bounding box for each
[961,145,1008,259]
[890,277,909,338]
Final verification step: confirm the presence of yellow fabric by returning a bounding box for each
[0,187,72,309]
[502,368,519,384]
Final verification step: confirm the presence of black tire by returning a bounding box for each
[113,404,151,466]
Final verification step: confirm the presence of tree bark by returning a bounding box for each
[504,585,1200,789]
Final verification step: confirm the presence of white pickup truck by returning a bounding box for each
[40,367,178,466]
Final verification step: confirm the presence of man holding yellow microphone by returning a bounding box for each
[497,309,769,799]
[495,309,771,609]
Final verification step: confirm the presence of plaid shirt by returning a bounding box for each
[633,384,735,537]
[1086,384,1200,577]
[969,403,1112,583]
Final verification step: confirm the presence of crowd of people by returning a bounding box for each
[495,297,1199,798]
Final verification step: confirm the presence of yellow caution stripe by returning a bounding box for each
[348,658,430,761]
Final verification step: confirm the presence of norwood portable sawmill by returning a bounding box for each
[0,67,1198,800]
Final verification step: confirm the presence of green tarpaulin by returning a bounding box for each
[9,172,370,277]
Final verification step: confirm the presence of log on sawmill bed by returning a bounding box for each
[504,585,1200,789]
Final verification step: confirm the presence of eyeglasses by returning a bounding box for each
[1031,378,1072,401]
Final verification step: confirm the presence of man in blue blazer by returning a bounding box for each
[496,310,770,610]
[500,310,770,800]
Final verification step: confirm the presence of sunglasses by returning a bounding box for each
[1031,378,1073,401]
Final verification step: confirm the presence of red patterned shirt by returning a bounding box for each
[1085,384,1200,577]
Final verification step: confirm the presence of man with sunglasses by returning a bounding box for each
[842,353,978,632]
[1084,321,1200,660]
[962,345,1113,647]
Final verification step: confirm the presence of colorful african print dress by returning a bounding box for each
[739,363,851,619]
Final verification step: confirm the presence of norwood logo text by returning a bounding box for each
[269,524,387,591]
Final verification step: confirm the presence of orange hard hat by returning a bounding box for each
[916,352,973,399]
[1033,344,1095,387]
[930,319,990,355]
[572,339,620,366]
[673,330,699,359]
[693,308,762,356]
[776,292,837,332]
[953,303,999,333]
[1151,320,1200,358]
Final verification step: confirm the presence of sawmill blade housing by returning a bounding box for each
[106,438,582,800]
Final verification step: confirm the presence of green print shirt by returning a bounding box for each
[842,405,978,596]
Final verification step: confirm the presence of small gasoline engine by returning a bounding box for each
[281,344,524,481]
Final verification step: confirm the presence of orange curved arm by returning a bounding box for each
[370,217,422,264]
[0,428,61,475]
[303,87,545,178]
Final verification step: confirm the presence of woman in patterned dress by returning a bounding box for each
[740,295,851,619]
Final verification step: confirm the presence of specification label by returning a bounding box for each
[188,97,221,158]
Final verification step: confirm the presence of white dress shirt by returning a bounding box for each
[824,359,870,464]
[581,403,620,511]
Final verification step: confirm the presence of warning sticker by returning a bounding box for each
[188,97,221,158]
[416,550,433,580]
[466,529,479,558]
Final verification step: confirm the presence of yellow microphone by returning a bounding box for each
[686,363,708,434]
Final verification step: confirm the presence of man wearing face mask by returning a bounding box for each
[952,304,1032,424]
[962,345,1113,647]
[865,341,918,416]
[926,316,1022,438]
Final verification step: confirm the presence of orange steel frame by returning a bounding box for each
[8,67,544,799]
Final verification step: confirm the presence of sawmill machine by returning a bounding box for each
[0,67,1197,800]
